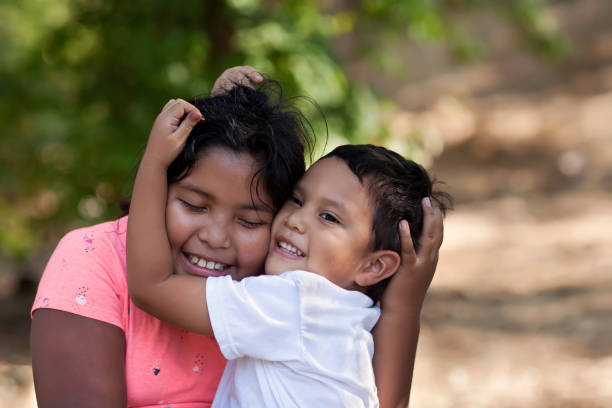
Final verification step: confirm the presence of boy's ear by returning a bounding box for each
[355,250,401,287]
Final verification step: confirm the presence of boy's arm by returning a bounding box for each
[373,198,444,408]
[127,99,213,335]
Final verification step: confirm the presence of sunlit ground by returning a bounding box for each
[411,192,612,407]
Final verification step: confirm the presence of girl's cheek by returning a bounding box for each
[235,228,271,278]
[165,201,191,250]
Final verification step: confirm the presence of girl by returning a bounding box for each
[30,67,443,407]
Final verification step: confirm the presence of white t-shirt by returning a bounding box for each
[206,270,381,408]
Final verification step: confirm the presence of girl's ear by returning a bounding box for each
[355,250,401,288]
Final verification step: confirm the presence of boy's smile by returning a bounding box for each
[265,157,376,291]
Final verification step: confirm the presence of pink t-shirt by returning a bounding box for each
[31,217,226,408]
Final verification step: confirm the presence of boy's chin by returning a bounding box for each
[264,260,287,276]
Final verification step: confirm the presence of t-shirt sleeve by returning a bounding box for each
[206,274,302,362]
[31,224,126,331]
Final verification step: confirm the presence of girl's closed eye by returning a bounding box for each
[179,199,207,213]
[238,218,268,229]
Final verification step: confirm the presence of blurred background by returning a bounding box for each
[1,0,611,406]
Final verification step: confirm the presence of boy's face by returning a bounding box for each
[266,157,375,290]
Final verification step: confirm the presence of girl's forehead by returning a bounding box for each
[188,148,273,210]
[197,146,256,165]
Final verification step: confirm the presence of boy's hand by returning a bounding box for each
[144,98,202,167]
[211,65,263,96]
[382,197,444,312]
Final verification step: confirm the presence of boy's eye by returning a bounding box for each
[320,212,339,224]
[179,199,207,213]
[289,195,302,206]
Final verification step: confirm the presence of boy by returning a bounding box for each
[127,99,449,407]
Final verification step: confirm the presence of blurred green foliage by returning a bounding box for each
[0,0,566,260]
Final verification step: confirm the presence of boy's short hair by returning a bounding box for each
[322,144,452,303]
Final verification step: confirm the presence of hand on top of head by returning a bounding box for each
[144,98,203,168]
[211,66,264,97]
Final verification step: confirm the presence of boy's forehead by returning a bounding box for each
[301,158,374,220]
[303,157,360,187]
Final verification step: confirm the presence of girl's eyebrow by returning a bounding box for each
[240,203,273,214]
[177,181,272,214]
[177,181,214,200]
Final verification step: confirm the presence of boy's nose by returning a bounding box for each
[285,210,306,234]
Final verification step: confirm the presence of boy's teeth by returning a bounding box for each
[188,254,227,270]
[279,241,303,256]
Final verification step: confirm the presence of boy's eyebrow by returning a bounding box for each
[295,184,347,213]
[176,181,273,213]
[320,198,346,212]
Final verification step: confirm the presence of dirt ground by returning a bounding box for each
[410,141,612,407]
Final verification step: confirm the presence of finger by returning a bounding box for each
[226,67,257,88]
[164,99,201,131]
[244,67,263,83]
[211,68,235,96]
[398,219,417,265]
[212,66,262,96]
[173,102,202,140]
[211,78,237,96]
[161,99,176,113]
[417,197,444,258]
[160,100,181,120]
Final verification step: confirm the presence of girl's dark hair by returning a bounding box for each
[167,81,315,212]
[322,144,452,303]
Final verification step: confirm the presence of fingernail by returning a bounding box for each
[399,220,408,231]
[424,197,431,207]
[255,73,263,81]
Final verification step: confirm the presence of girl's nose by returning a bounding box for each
[197,218,231,249]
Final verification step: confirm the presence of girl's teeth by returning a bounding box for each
[189,254,227,270]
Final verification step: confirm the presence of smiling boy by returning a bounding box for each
[127,100,450,407]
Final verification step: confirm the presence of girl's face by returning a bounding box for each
[166,147,275,281]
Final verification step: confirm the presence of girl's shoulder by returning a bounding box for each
[60,215,128,246]
[31,216,130,326]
